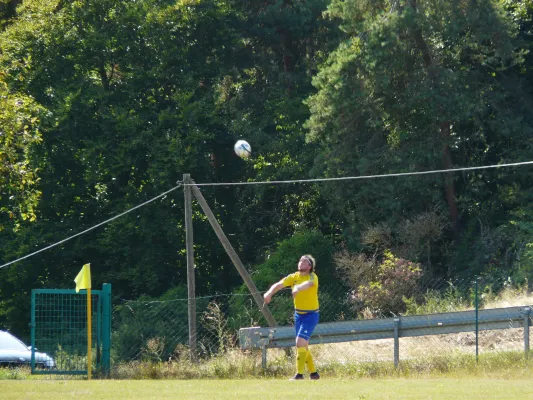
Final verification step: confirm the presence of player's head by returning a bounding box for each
[298,254,315,273]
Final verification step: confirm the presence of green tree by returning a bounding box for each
[0,0,245,331]
[0,87,44,231]
[306,0,532,276]
[216,0,340,257]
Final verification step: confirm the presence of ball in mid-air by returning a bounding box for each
[234,140,252,159]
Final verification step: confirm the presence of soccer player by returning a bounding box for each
[263,254,320,380]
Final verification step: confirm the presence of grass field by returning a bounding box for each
[1,378,533,400]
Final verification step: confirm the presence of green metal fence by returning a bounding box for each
[30,283,111,375]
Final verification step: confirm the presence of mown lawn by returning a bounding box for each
[1,378,533,400]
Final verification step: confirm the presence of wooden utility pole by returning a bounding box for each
[189,182,277,327]
[183,174,197,362]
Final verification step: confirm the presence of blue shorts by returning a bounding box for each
[294,311,319,341]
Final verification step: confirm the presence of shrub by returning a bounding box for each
[227,231,337,328]
[403,283,470,315]
[345,250,422,316]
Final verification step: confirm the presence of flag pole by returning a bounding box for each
[87,287,92,380]
[74,263,92,380]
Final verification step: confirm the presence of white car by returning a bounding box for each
[0,330,55,369]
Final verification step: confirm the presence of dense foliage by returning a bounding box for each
[1,0,532,334]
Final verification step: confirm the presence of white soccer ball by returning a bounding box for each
[234,140,252,159]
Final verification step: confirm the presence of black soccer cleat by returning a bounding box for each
[310,372,320,380]
[289,373,304,380]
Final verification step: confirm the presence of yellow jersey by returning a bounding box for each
[282,272,319,314]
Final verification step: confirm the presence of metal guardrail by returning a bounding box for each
[239,306,532,368]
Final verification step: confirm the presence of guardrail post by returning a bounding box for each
[393,318,400,368]
[524,307,531,359]
[261,340,267,369]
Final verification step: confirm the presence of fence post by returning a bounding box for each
[393,318,400,368]
[524,307,531,359]
[30,290,36,374]
[101,283,112,376]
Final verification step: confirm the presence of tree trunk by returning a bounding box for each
[279,28,296,93]
[280,29,295,73]
[408,0,458,228]
[441,122,459,225]
[99,62,109,91]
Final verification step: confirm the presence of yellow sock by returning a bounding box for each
[296,347,307,374]
[306,350,316,373]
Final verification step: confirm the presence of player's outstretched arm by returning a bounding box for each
[263,281,285,304]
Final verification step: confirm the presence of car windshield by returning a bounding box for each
[0,331,28,351]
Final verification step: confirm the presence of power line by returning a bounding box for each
[185,160,533,187]
[2,160,532,270]
[0,184,183,270]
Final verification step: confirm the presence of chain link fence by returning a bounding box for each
[109,274,532,377]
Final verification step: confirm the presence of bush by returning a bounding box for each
[403,283,470,315]
[227,231,337,328]
[345,250,422,316]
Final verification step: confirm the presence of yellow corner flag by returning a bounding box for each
[74,263,91,293]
